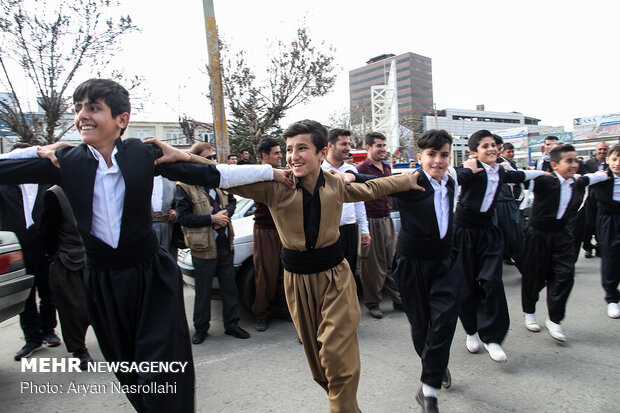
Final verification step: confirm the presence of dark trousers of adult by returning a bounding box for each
[393,251,462,389]
[566,207,586,264]
[339,223,362,297]
[192,245,240,332]
[152,221,177,261]
[520,226,575,324]
[494,200,523,262]
[284,260,361,413]
[252,227,287,320]
[583,196,599,253]
[84,248,195,413]
[597,212,620,304]
[359,217,401,308]
[456,225,510,344]
[20,247,57,345]
[48,259,89,353]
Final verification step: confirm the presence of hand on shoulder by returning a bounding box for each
[144,138,191,165]
[37,141,73,168]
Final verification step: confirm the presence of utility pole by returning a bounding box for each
[202,0,229,163]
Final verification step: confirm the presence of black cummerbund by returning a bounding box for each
[599,202,620,215]
[454,203,494,228]
[527,216,565,233]
[396,228,453,261]
[84,231,160,270]
[281,241,344,274]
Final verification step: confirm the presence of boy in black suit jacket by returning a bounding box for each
[455,130,544,363]
[392,130,472,413]
[589,143,620,319]
[520,145,608,341]
[0,79,292,412]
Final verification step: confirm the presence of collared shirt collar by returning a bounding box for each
[422,169,449,187]
[295,169,326,194]
[88,144,119,169]
[553,171,574,185]
[480,161,500,174]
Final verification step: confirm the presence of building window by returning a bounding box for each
[130,128,154,140]
[165,129,187,145]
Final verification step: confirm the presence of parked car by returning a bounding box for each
[177,195,256,312]
[0,231,34,323]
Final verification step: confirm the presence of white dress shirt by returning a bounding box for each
[151,175,164,212]
[423,170,450,239]
[614,173,620,202]
[321,160,369,235]
[480,162,500,213]
[19,184,38,228]
[553,171,608,219]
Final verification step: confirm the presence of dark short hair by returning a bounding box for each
[545,135,559,142]
[189,141,213,155]
[365,132,386,147]
[418,129,452,151]
[240,149,250,154]
[227,153,237,159]
[328,128,351,145]
[549,144,576,163]
[73,79,131,135]
[492,134,503,145]
[257,137,281,156]
[502,142,515,150]
[607,143,620,157]
[468,129,494,151]
[282,120,328,152]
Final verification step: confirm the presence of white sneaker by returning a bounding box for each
[608,303,620,319]
[483,342,507,363]
[466,333,480,353]
[524,313,541,332]
[545,319,566,342]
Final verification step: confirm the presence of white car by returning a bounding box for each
[0,231,34,323]
[177,196,256,311]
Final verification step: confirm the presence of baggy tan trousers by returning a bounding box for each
[284,259,361,413]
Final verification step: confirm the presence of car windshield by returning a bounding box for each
[234,195,254,215]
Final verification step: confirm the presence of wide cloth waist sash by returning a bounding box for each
[396,227,453,261]
[281,241,344,274]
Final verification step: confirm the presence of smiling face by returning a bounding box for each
[471,136,498,165]
[286,133,326,185]
[551,151,579,180]
[73,98,129,149]
[595,142,609,162]
[366,137,387,163]
[502,147,515,160]
[608,151,620,175]
[418,143,451,182]
[328,134,351,163]
[262,145,283,168]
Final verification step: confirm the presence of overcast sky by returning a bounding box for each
[117,0,619,131]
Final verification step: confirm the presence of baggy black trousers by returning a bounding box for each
[597,212,620,304]
[520,226,575,324]
[455,225,510,344]
[393,251,462,389]
[84,248,195,413]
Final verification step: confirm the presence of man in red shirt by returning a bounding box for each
[356,132,403,318]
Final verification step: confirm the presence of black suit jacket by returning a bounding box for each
[0,183,49,249]
[0,138,222,268]
[585,158,608,173]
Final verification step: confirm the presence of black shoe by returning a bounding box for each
[503,258,515,266]
[393,302,405,311]
[14,342,43,361]
[595,247,601,257]
[225,324,250,339]
[584,250,593,258]
[42,331,62,347]
[416,387,439,413]
[192,330,208,344]
[441,367,451,389]
[254,318,268,332]
[297,336,303,345]
[73,348,93,371]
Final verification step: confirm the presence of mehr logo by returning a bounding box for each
[21,358,81,373]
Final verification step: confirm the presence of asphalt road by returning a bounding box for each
[0,253,618,412]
